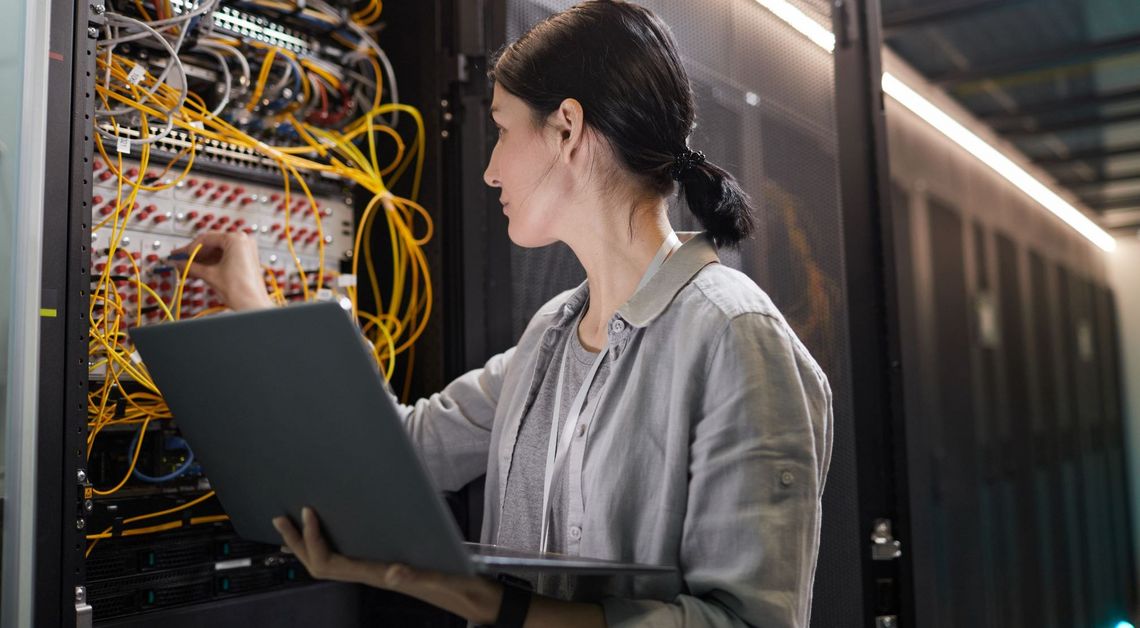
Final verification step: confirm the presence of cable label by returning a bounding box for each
[116,137,131,155]
[127,63,146,85]
[336,274,356,287]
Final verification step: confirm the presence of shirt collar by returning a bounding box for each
[618,232,719,327]
[546,232,720,330]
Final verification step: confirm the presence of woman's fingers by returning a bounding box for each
[167,231,272,311]
[301,507,332,565]
[272,516,308,564]
[273,507,462,594]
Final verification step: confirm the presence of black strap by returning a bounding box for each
[494,583,532,628]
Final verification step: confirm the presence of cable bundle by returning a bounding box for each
[86,0,431,554]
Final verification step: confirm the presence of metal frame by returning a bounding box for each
[1056,171,1140,189]
[1068,179,1140,199]
[442,0,515,375]
[980,86,1140,124]
[833,0,914,625]
[1088,196,1140,212]
[1032,142,1140,167]
[997,109,1140,138]
[881,0,1029,36]
[35,1,96,626]
[928,33,1140,87]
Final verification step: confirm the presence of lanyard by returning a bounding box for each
[538,231,681,552]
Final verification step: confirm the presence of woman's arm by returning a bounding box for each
[394,347,514,492]
[171,231,512,492]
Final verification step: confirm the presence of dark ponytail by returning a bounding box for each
[489,0,757,247]
[674,154,756,248]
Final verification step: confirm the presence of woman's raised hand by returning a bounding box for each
[170,231,275,311]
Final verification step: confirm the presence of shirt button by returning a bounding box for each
[780,470,795,486]
[577,423,587,437]
[610,319,625,333]
[569,526,582,540]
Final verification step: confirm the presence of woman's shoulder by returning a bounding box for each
[684,263,830,386]
[677,262,783,325]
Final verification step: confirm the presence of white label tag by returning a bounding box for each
[214,558,252,571]
[130,350,142,364]
[189,120,204,130]
[336,274,356,287]
[316,288,333,301]
[116,137,131,154]
[127,63,146,85]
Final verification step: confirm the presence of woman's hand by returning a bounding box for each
[170,232,275,312]
[272,507,505,625]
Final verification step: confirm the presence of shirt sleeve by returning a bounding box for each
[602,312,834,627]
[393,347,515,492]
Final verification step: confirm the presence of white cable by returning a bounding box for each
[192,45,232,118]
[94,13,187,145]
[199,40,250,89]
[97,12,191,119]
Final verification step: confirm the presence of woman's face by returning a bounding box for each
[483,84,566,248]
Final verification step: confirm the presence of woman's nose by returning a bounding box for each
[483,165,501,188]
[483,150,501,188]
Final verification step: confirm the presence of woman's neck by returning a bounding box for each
[563,199,674,351]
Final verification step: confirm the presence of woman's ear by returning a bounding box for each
[552,98,585,164]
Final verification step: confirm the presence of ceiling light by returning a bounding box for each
[751,0,1116,252]
[753,0,836,52]
[882,73,1115,252]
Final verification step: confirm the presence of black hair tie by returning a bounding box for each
[669,149,706,181]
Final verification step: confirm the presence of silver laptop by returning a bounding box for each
[129,301,673,577]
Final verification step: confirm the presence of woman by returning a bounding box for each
[175,1,833,625]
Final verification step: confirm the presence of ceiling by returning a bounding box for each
[879,0,1140,236]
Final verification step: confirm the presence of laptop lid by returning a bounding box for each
[130,302,475,575]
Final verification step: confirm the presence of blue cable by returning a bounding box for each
[128,431,197,483]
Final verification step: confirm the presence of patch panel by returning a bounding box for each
[90,156,354,327]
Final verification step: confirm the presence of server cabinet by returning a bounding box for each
[31,0,1091,626]
[35,1,474,626]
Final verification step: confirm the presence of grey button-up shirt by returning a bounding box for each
[397,233,834,627]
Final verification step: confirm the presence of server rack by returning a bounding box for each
[29,0,1101,626]
[888,185,1136,627]
[34,1,478,625]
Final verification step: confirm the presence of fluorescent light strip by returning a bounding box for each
[881,74,1115,252]
[752,0,1116,252]
[754,0,836,52]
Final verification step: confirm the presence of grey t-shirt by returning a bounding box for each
[498,311,611,577]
